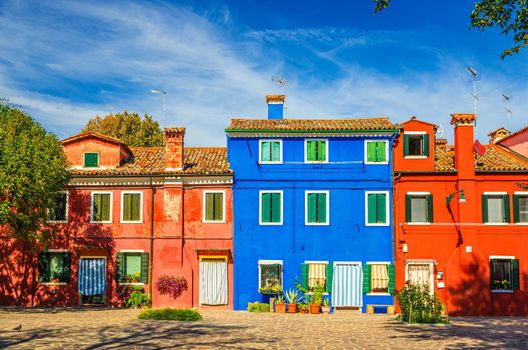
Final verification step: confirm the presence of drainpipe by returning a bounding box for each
[149,176,156,298]
[181,185,185,267]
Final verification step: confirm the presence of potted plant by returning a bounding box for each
[298,302,310,314]
[258,285,282,295]
[309,281,324,314]
[51,276,61,283]
[284,289,299,313]
[275,294,286,313]
[132,272,141,283]
[321,298,331,314]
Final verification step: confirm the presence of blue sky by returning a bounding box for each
[1,0,527,145]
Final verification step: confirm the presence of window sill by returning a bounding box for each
[119,282,146,286]
[305,223,330,226]
[120,221,143,224]
[365,223,390,227]
[202,220,226,224]
[484,223,508,226]
[406,222,432,225]
[258,161,283,165]
[364,161,389,165]
[259,223,283,226]
[366,293,391,296]
[404,156,428,159]
[90,221,113,224]
[515,222,528,225]
[304,161,328,164]
[41,282,67,286]
[491,289,514,294]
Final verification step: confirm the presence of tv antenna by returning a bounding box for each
[272,75,288,117]
[466,67,479,118]
[502,94,512,120]
[435,124,444,138]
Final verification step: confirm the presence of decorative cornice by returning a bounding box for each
[226,131,396,138]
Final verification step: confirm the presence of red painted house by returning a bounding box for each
[1,128,234,308]
[393,114,528,316]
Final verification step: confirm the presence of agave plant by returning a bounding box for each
[275,293,286,304]
[284,289,299,304]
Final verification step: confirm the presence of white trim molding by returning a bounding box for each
[304,138,329,163]
[305,190,330,226]
[405,260,435,295]
[202,190,226,223]
[120,191,143,224]
[364,139,389,165]
[90,191,113,224]
[364,191,390,227]
[259,190,283,226]
[258,139,283,164]
[258,260,284,290]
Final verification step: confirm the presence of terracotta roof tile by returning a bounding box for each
[69,147,231,176]
[435,148,455,172]
[497,125,528,144]
[62,131,126,146]
[450,113,476,125]
[226,118,396,132]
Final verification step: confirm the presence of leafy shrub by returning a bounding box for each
[126,291,151,308]
[396,283,445,323]
[248,302,270,313]
[156,275,188,299]
[138,308,202,321]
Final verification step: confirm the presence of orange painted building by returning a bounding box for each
[393,115,528,316]
[1,128,234,308]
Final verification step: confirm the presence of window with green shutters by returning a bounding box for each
[38,252,71,283]
[366,192,388,225]
[204,191,224,222]
[490,258,519,291]
[306,191,329,225]
[48,192,68,222]
[363,263,395,294]
[122,192,142,222]
[259,140,282,163]
[92,192,112,223]
[116,252,149,284]
[403,133,429,157]
[405,193,433,223]
[365,140,388,163]
[482,194,510,223]
[260,191,282,225]
[513,194,528,223]
[305,139,327,162]
[84,152,99,168]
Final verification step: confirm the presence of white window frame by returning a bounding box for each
[483,192,508,225]
[259,190,283,226]
[258,259,284,290]
[120,191,143,224]
[47,191,69,224]
[305,190,330,226]
[404,131,427,159]
[304,138,329,163]
[40,250,70,286]
[364,139,389,165]
[364,191,390,226]
[90,191,113,224]
[406,191,432,225]
[366,261,392,296]
[83,151,100,168]
[405,260,435,295]
[202,190,226,223]
[305,260,330,294]
[489,255,516,293]
[258,139,283,164]
[120,251,146,286]
[514,191,528,225]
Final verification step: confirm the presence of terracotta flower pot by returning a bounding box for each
[287,304,297,313]
[310,305,321,314]
[321,306,331,314]
[275,303,286,313]
[299,308,309,314]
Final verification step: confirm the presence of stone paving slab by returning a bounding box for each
[0,308,527,349]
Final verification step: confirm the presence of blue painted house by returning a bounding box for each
[226,95,398,312]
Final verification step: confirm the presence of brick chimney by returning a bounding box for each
[164,128,185,171]
[451,114,476,179]
[266,95,285,120]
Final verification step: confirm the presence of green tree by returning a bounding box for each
[374,0,528,58]
[0,99,70,305]
[82,110,163,147]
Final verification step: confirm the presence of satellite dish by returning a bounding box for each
[435,124,444,138]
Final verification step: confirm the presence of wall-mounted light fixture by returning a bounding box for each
[446,189,466,206]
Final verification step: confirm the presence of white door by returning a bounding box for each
[332,264,362,307]
[200,259,228,305]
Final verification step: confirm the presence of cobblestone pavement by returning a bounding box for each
[1,308,528,349]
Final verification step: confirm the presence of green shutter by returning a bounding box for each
[403,134,409,156]
[405,194,412,223]
[93,194,101,221]
[482,194,489,223]
[84,153,99,167]
[206,193,214,221]
[513,194,520,223]
[271,193,281,223]
[423,134,430,156]
[318,141,326,161]
[512,259,520,290]
[377,141,387,162]
[261,141,270,162]
[140,253,149,284]
[325,264,333,293]
[131,194,141,221]
[62,253,71,282]
[387,264,395,295]
[377,194,387,224]
[317,193,327,223]
[300,263,308,290]
[307,141,316,161]
[38,252,49,282]
[307,193,317,223]
[426,194,434,223]
[116,253,124,283]
[503,194,511,223]
[367,142,377,162]
[367,194,377,224]
[261,193,271,223]
[214,193,223,221]
[271,141,280,161]
[123,194,132,221]
[102,194,110,222]
[489,260,495,290]
[362,264,371,294]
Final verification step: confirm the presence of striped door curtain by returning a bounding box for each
[332,264,362,307]
[308,263,326,289]
[408,264,430,285]
[200,259,228,305]
[78,258,106,296]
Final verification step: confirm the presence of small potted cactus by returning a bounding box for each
[284,289,299,313]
